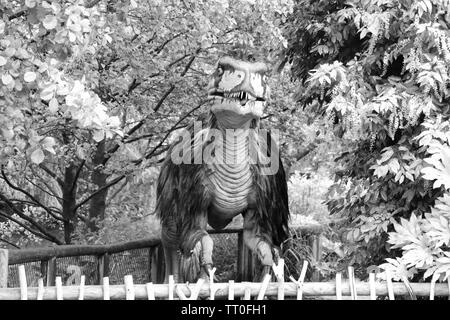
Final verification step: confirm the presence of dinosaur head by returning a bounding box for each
[207,56,270,127]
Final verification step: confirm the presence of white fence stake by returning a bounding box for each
[168,275,174,300]
[18,265,27,300]
[348,266,358,300]
[37,278,44,300]
[257,274,271,300]
[124,275,135,300]
[243,287,251,300]
[103,277,110,300]
[386,271,395,300]
[78,275,85,300]
[209,267,217,300]
[369,273,376,300]
[289,260,308,300]
[272,259,285,300]
[335,272,342,300]
[146,282,155,300]
[448,278,450,301]
[55,276,63,300]
[228,280,234,300]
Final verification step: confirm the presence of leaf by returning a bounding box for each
[23,71,37,83]
[0,56,7,66]
[30,148,45,164]
[389,158,400,173]
[1,73,13,85]
[93,130,105,142]
[379,148,394,163]
[42,15,57,30]
[41,137,56,154]
[25,0,37,8]
[48,98,59,113]
[40,85,54,101]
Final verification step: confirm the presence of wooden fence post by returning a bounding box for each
[237,231,246,281]
[0,249,8,288]
[311,235,322,281]
[40,260,48,284]
[97,253,109,285]
[237,231,255,281]
[46,257,57,287]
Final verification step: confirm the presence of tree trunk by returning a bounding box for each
[62,164,78,244]
[88,140,109,231]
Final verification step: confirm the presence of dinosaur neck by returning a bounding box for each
[212,110,259,130]
[208,111,260,166]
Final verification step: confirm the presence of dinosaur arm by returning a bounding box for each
[252,130,290,247]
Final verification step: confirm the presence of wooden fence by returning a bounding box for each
[0,226,323,288]
[0,261,449,300]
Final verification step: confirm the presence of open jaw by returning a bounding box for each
[208,89,265,106]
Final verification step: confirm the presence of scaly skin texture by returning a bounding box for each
[156,56,290,283]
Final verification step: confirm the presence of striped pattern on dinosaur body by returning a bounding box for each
[209,160,253,216]
[207,126,253,217]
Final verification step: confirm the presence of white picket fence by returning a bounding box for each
[1,260,450,300]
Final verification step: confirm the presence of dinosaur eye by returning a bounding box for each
[217,66,224,76]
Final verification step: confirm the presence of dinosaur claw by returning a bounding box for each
[272,247,280,264]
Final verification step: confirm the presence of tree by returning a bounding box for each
[0,0,296,246]
[282,0,450,281]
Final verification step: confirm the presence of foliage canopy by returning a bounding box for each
[282,0,450,281]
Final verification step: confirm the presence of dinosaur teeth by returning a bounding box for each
[217,91,253,102]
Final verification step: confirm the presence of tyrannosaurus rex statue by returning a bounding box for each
[156,56,290,283]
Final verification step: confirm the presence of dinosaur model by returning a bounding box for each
[155,55,290,283]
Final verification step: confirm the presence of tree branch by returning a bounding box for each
[293,142,318,161]
[39,164,64,186]
[71,160,85,193]
[0,193,63,244]
[102,49,200,165]
[124,133,154,144]
[30,166,63,202]
[153,32,185,54]
[0,209,54,244]
[24,176,63,205]
[1,170,62,222]
[74,175,126,211]
[0,237,20,249]
[167,53,192,68]
[106,179,129,205]
[144,100,206,160]
[85,0,102,8]
[10,198,66,223]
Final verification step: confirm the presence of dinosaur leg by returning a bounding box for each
[161,224,181,283]
[243,209,276,281]
[162,245,180,283]
[180,214,215,282]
